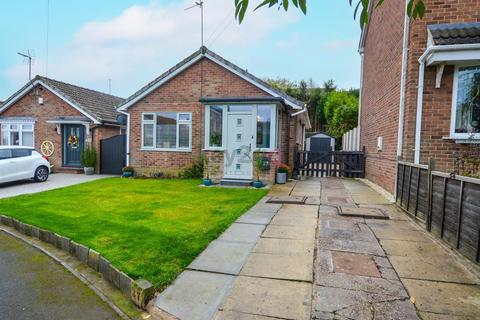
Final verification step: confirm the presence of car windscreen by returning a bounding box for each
[11,148,33,158]
[0,149,12,160]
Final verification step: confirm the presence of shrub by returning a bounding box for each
[122,166,134,173]
[277,164,290,174]
[180,157,204,179]
[80,145,97,168]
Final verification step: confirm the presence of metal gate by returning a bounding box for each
[295,150,365,178]
[100,135,126,175]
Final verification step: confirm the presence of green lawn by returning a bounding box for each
[0,178,267,289]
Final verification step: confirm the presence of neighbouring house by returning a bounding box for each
[0,76,125,173]
[359,0,480,194]
[117,47,310,184]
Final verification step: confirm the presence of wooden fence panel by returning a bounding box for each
[295,151,365,178]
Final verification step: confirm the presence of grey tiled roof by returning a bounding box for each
[119,47,305,110]
[1,76,124,123]
[429,22,480,45]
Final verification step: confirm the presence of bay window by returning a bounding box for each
[1,123,34,147]
[142,112,192,150]
[452,66,480,138]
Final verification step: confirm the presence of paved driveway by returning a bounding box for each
[0,230,120,320]
[0,173,110,199]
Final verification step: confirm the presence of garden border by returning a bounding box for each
[0,215,155,309]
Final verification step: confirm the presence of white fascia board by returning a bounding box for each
[420,44,480,65]
[117,55,204,112]
[0,80,101,124]
[426,49,480,66]
[204,54,303,110]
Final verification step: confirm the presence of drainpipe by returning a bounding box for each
[414,61,425,164]
[118,110,130,166]
[397,0,410,159]
[286,111,291,166]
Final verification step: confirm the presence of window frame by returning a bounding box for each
[0,122,35,147]
[450,64,480,141]
[141,112,192,152]
[204,105,227,150]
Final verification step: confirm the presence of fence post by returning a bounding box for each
[426,158,435,231]
[456,180,464,249]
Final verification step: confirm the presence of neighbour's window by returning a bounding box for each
[0,123,34,147]
[142,112,192,150]
[209,106,223,147]
[0,149,12,160]
[256,105,272,148]
[454,66,480,135]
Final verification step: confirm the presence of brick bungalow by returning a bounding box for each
[0,76,125,172]
[117,47,311,184]
[359,0,480,194]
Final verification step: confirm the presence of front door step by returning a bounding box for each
[220,179,252,187]
[337,207,389,219]
[267,196,306,204]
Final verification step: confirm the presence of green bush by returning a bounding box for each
[180,158,204,179]
[80,145,97,168]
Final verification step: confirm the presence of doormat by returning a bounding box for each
[337,207,389,219]
[267,196,306,204]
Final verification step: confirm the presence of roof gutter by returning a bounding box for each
[414,43,480,164]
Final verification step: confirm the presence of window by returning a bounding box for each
[142,112,192,150]
[453,66,480,136]
[256,105,272,148]
[0,123,34,147]
[208,106,223,147]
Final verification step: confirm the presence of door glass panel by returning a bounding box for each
[257,105,271,148]
[178,123,190,148]
[209,106,223,147]
[156,113,177,149]
[228,105,252,112]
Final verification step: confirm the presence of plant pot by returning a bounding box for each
[122,171,133,178]
[252,181,263,188]
[84,167,94,175]
[276,172,287,184]
[203,178,213,186]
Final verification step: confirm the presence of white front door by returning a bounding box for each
[224,112,254,179]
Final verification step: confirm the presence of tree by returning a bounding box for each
[323,91,359,139]
[323,79,337,93]
[234,0,426,27]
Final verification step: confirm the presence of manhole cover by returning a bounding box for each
[338,207,389,219]
[267,196,306,204]
[327,196,348,204]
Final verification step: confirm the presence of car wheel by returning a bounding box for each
[34,166,49,182]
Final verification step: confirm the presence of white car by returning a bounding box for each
[0,146,51,184]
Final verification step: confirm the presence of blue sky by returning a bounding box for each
[0,0,361,100]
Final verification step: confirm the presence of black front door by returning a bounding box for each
[63,124,85,167]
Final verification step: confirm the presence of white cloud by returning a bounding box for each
[4,0,300,97]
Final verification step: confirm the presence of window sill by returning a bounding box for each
[442,136,480,144]
[140,148,192,152]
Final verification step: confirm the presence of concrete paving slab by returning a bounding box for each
[389,256,479,284]
[402,278,480,317]
[338,206,389,219]
[220,276,311,320]
[380,239,452,258]
[219,223,265,244]
[236,211,276,225]
[240,253,313,282]
[332,251,381,278]
[214,310,280,320]
[315,286,418,320]
[155,271,235,320]
[316,272,408,297]
[318,238,386,256]
[419,312,474,320]
[262,225,316,240]
[321,219,362,231]
[319,226,377,242]
[369,227,432,242]
[188,240,254,275]
[267,196,306,204]
[276,204,318,218]
[270,215,317,226]
[305,196,321,205]
[253,238,314,256]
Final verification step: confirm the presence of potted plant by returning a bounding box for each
[276,164,289,184]
[202,154,215,186]
[252,154,264,188]
[80,145,96,175]
[122,166,134,178]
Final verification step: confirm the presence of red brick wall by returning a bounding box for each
[127,57,295,181]
[0,86,87,170]
[402,0,480,172]
[360,0,405,193]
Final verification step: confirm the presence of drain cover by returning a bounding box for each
[338,207,389,219]
[267,196,306,204]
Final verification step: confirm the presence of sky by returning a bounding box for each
[0,0,361,100]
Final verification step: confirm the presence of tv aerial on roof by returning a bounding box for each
[185,1,205,48]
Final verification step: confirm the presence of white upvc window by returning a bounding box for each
[204,105,226,149]
[141,112,192,151]
[0,123,34,147]
[451,65,480,140]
